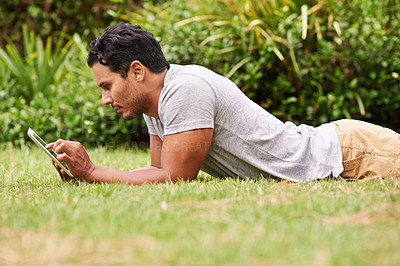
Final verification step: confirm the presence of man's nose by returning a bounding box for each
[102,90,113,105]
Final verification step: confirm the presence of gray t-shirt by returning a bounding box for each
[143,64,343,182]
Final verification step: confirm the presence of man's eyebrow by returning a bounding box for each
[98,81,109,88]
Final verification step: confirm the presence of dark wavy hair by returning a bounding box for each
[87,23,170,78]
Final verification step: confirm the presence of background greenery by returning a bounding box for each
[1,2,399,264]
[0,0,137,47]
[1,0,399,146]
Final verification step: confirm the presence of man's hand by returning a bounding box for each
[46,139,96,182]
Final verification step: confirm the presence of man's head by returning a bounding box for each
[87,23,169,78]
[88,23,169,120]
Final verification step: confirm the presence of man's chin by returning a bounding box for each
[122,112,138,120]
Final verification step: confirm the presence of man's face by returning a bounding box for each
[92,62,148,120]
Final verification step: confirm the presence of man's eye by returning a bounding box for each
[104,85,110,90]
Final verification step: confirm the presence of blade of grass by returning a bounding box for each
[354,92,366,116]
[287,30,302,81]
[301,5,308,40]
[225,57,252,79]
[199,34,227,48]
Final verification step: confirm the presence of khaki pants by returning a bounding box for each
[332,119,400,179]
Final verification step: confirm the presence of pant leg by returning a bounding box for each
[331,119,400,179]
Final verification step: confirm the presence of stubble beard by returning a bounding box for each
[122,92,150,120]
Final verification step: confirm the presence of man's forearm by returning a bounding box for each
[87,165,170,185]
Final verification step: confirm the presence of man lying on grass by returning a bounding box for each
[46,23,400,184]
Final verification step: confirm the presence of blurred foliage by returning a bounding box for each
[0,28,147,147]
[1,0,400,147]
[0,0,142,48]
[0,1,152,147]
[0,25,72,103]
[115,0,400,129]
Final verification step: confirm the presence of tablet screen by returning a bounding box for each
[27,128,74,177]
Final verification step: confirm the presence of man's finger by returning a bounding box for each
[60,169,68,181]
[53,161,66,175]
[57,152,72,164]
[53,141,67,154]
[45,142,54,149]
[55,141,77,156]
[51,139,66,153]
[52,161,65,181]
[60,168,76,182]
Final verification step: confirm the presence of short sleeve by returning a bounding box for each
[143,114,157,135]
[159,74,216,135]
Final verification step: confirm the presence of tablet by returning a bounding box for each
[27,128,74,177]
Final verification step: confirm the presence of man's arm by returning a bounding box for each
[46,128,213,185]
[149,133,162,168]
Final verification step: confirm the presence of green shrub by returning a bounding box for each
[0,25,73,102]
[1,0,399,147]
[0,29,148,147]
[115,0,400,130]
[0,0,140,48]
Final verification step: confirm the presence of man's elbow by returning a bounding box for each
[166,170,199,183]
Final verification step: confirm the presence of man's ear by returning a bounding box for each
[130,60,145,81]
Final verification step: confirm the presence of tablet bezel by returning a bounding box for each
[27,128,74,177]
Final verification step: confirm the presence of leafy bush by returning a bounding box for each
[0,0,138,48]
[115,0,400,130]
[1,0,399,147]
[0,25,72,102]
[0,29,148,147]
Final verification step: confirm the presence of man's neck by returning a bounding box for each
[143,68,168,120]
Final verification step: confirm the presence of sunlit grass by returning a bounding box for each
[1,147,399,265]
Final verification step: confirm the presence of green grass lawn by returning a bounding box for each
[1,146,399,265]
